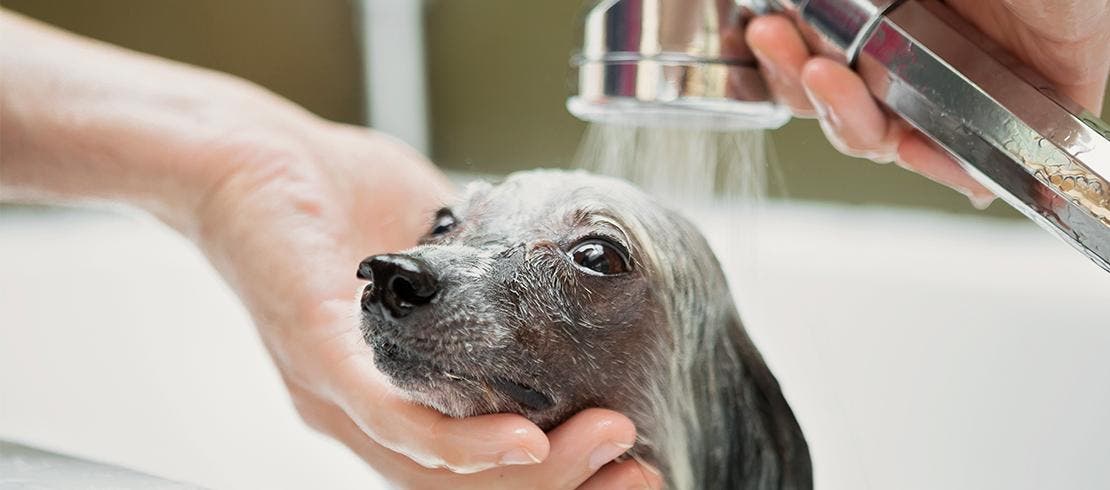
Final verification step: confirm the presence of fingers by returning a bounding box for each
[799,57,904,163]
[742,16,997,208]
[307,387,641,489]
[896,132,995,208]
[332,355,549,473]
[746,15,816,116]
[307,394,472,488]
[799,53,995,206]
[748,15,900,159]
[506,408,638,489]
[578,459,664,490]
[322,400,640,489]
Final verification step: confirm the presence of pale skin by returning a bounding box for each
[2,2,1107,488]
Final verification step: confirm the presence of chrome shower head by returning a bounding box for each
[567,0,791,130]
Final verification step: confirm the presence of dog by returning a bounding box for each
[357,170,811,489]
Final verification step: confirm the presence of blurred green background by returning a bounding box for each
[5,0,1108,218]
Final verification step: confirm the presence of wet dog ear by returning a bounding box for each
[702,314,813,490]
[654,210,812,489]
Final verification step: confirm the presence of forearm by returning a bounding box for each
[0,10,316,234]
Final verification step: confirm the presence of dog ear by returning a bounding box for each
[660,212,812,490]
[697,311,813,490]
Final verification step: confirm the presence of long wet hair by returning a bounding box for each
[618,199,812,490]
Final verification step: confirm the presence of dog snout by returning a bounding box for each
[359,254,439,318]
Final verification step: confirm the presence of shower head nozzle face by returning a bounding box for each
[566,95,792,131]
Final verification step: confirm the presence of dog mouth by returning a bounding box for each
[370,335,555,412]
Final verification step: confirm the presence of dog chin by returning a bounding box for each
[360,308,558,423]
[366,335,497,418]
[395,383,493,419]
[385,367,505,419]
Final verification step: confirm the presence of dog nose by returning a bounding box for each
[358,254,438,318]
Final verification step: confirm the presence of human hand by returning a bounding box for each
[0,10,663,486]
[743,0,1110,208]
[190,116,661,488]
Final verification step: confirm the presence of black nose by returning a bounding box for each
[358,254,438,318]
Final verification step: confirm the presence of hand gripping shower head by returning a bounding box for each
[567,0,1110,273]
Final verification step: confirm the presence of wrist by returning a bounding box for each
[0,11,323,236]
[126,81,325,238]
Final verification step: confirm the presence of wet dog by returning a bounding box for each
[357,170,810,489]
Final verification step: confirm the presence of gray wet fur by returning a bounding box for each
[358,170,811,489]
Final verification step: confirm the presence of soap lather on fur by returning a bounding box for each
[357,170,811,490]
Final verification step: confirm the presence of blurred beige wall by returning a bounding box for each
[5,1,1108,218]
[2,0,366,125]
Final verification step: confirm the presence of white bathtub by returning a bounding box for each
[1,200,1107,489]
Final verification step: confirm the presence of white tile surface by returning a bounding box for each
[2,201,1108,489]
[694,203,1110,490]
[0,207,386,490]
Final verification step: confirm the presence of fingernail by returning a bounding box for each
[589,442,633,470]
[803,87,853,155]
[950,183,996,210]
[751,47,773,75]
[499,447,542,466]
[749,42,766,61]
[804,84,849,134]
[969,193,996,210]
[801,82,825,112]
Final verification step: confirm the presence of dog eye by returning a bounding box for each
[430,208,457,236]
[569,239,630,275]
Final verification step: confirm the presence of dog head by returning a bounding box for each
[357,169,811,488]
[357,169,725,430]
